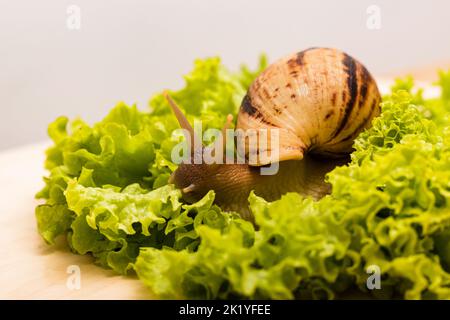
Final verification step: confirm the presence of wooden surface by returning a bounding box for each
[381,60,450,82]
[0,143,153,299]
[0,69,445,299]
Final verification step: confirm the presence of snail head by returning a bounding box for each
[163,91,231,201]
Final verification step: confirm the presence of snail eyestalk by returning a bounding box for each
[163,90,201,155]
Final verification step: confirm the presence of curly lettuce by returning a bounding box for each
[36,56,265,274]
[36,57,450,299]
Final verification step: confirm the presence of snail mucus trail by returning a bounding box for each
[165,48,381,221]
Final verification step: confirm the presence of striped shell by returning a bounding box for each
[237,47,381,165]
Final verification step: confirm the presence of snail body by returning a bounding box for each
[167,48,381,220]
[170,156,349,220]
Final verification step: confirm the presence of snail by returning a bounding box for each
[165,47,381,221]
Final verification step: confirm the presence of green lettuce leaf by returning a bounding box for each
[36,55,450,299]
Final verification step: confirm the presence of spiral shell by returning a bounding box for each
[237,47,381,164]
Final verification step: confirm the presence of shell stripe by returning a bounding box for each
[351,98,379,136]
[358,66,370,107]
[327,95,380,145]
[240,93,278,127]
[332,53,359,139]
[296,51,307,67]
[329,65,378,144]
[295,47,319,67]
[241,94,258,116]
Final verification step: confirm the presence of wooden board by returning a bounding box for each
[0,142,153,299]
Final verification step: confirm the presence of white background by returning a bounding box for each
[1,0,449,150]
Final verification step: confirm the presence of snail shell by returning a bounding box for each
[237,47,381,165]
[167,47,382,220]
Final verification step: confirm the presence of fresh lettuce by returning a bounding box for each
[36,56,265,275]
[36,58,450,299]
